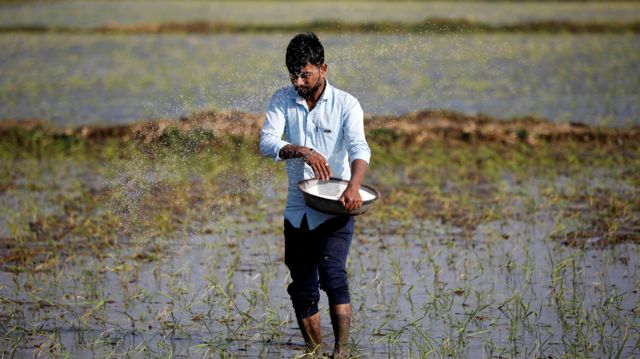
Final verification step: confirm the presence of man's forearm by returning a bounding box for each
[348,159,368,188]
[281,144,332,180]
[279,144,313,160]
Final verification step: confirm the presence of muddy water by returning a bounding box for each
[0,144,638,357]
[1,196,638,357]
[1,33,638,127]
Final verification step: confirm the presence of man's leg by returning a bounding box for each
[317,216,355,358]
[284,217,322,352]
[330,303,351,359]
[296,311,322,353]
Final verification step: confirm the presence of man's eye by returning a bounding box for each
[290,72,310,80]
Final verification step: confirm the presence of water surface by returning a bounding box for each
[1,33,638,127]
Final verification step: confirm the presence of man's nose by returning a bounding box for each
[292,76,305,86]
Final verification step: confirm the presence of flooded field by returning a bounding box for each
[1,1,639,357]
[1,33,639,127]
[0,124,638,357]
[1,1,639,28]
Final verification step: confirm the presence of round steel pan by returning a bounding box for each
[297,178,380,216]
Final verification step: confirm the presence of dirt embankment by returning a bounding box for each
[1,109,638,147]
[366,110,640,146]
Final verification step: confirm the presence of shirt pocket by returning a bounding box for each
[314,118,341,152]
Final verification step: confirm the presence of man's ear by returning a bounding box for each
[320,63,328,75]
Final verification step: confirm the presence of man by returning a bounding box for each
[259,32,370,358]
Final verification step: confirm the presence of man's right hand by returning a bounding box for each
[303,148,332,181]
[279,144,333,180]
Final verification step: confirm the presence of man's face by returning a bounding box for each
[289,63,327,99]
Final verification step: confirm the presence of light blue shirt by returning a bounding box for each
[259,80,371,230]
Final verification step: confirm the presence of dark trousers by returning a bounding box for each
[284,215,355,319]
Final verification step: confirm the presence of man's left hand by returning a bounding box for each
[339,185,363,211]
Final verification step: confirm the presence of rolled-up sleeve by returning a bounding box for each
[260,91,290,162]
[342,99,371,165]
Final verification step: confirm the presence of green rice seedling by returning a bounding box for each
[390,256,403,286]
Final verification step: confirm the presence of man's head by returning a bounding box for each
[286,32,327,99]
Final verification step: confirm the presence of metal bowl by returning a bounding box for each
[297,178,380,216]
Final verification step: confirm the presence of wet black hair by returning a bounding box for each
[286,32,325,74]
